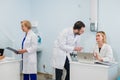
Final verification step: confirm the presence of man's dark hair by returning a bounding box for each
[73,21,85,30]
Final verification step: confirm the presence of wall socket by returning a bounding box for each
[43,64,45,69]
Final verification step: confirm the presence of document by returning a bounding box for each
[95,61,114,66]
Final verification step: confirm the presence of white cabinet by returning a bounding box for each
[70,62,118,80]
[0,57,21,80]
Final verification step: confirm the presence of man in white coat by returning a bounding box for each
[53,21,85,80]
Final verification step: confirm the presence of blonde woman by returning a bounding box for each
[18,20,37,80]
[94,31,114,62]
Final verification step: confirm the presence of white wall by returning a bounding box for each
[31,0,96,74]
[0,0,120,76]
[98,0,120,75]
[0,0,31,57]
[31,0,120,75]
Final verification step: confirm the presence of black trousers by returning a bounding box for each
[55,57,70,80]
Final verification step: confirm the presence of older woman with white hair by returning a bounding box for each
[18,20,38,80]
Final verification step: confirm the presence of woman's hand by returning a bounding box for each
[94,52,103,62]
[18,49,27,54]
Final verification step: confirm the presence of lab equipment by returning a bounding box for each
[90,22,98,32]
[70,52,78,62]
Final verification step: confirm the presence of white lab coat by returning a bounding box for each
[22,30,38,74]
[52,27,81,69]
[93,43,114,62]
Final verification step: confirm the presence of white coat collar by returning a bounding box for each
[26,30,32,35]
[28,30,32,33]
[97,43,106,54]
[69,27,79,38]
[69,27,74,35]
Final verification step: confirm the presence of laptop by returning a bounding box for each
[0,49,4,56]
[77,52,95,64]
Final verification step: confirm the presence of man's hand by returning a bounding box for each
[18,49,27,54]
[74,47,83,51]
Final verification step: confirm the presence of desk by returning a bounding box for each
[70,62,118,80]
[0,57,21,80]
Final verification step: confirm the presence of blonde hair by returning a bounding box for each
[21,20,32,29]
[97,31,107,43]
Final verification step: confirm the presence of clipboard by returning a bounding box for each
[6,47,20,54]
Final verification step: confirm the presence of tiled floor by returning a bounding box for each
[20,73,53,80]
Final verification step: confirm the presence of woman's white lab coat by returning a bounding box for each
[22,30,38,74]
[93,43,114,62]
[52,28,81,69]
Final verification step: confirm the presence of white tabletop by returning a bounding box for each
[0,57,22,64]
[70,61,118,68]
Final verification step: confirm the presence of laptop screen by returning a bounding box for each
[0,49,4,56]
[77,52,94,61]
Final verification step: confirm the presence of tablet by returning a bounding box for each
[6,47,20,54]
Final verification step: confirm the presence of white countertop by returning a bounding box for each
[70,61,118,68]
[0,57,22,64]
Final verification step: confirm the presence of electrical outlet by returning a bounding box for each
[43,65,45,69]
